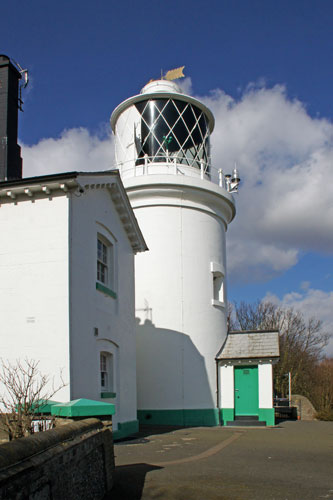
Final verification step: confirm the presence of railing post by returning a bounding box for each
[174,158,177,175]
[200,162,204,179]
[144,155,148,175]
[218,169,223,188]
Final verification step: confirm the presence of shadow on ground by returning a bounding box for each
[115,424,187,445]
[104,463,163,500]
[275,416,297,425]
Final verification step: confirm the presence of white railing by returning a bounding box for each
[111,155,240,192]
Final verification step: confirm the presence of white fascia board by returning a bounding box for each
[79,172,148,254]
[0,177,80,203]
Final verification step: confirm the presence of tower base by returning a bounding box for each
[137,409,220,427]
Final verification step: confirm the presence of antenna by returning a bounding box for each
[12,59,29,87]
[224,162,241,193]
[12,59,29,112]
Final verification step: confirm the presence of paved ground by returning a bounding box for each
[106,421,333,500]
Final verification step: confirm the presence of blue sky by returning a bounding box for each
[2,0,333,354]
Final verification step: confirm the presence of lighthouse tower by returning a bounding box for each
[111,78,238,426]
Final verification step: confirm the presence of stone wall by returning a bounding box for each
[0,418,114,499]
[291,394,317,421]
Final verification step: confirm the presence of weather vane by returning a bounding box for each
[148,66,185,84]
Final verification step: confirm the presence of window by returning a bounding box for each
[213,274,224,303]
[97,238,109,284]
[100,352,113,392]
[96,230,117,298]
[211,262,225,307]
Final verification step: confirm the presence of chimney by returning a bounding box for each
[0,55,23,180]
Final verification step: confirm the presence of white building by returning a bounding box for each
[217,330,279,426]
[0,73,278,433]
[0,171,147,438]
[111,79,278,427]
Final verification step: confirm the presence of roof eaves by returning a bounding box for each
[228,329,279,334]
[107,175,148,254]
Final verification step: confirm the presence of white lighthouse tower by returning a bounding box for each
[111,77,239,426]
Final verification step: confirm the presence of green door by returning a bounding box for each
[234,366,259,416]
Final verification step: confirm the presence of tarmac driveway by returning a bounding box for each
[107,421,333,500]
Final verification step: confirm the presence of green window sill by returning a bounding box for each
[101,392,116,399]
[96,282,117,299]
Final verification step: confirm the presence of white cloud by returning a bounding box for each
[196,84,333,282]
[21,82,333,285]
[178,77,193,96]
[264,287,333,357]
[22,128,114,178]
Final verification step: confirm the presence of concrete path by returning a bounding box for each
[107,421,333,499]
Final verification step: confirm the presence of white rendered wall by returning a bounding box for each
[0,195,70,402]
[258,363,273,408]
[69,177,137,430]
[219,365,234,408]
[124,174,235,411]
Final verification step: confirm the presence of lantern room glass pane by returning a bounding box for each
[134,98,210,170]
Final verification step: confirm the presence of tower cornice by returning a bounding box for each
[110,90,215,134]
[123,174,236,226]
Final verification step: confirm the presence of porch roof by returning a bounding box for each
[216,330,280,360]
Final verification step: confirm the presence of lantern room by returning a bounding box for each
[111,80,215,178]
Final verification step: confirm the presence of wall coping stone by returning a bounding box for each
[0,418,102,470]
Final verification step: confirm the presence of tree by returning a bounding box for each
[311,358,333,420]
[0,358,66,440]
[229,300,330,401]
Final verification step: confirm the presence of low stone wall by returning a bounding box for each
[0,418,114,500]
[291,394,317,421]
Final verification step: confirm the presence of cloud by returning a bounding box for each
[196,85,333,282]
[264,287,333,357]
[178,77,193,96]
[21,82,333,285]
[21,127,114,178]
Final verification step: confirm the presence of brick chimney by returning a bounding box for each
[0,55,22,180]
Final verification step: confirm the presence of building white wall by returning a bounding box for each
[219,365,234,408]
[69,178,138,429]
[0,177,139,432]
[0,195,70,402]
[219,362,274,410]
[125,175,235,411]
[258,363,273,408]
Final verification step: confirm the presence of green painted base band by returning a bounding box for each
[259,408,275,426]
[113,419,139,441]
[137,409,220,427]
[96,282,117,299]
[220,408,234,426]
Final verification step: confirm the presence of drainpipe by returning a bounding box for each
[216,358,222,425]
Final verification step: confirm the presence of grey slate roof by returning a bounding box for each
[216,330,280,360]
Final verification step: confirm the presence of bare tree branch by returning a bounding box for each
[0,359,67,440]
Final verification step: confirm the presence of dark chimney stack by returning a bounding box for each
[0,55,23,180]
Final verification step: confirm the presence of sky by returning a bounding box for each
[2,0,333,355]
